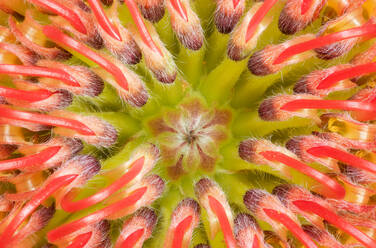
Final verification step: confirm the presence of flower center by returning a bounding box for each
[147,98,232,180]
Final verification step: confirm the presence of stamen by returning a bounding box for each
[0,106,95,136]
[262,208,318,248]
[27,0,87,34]
[274,24,376,65]
[246,0,278,42]
[42,25,129,91]
[0,86,53,102]
[317,63,376,89]
[47,187,147,242]
[307,145,376,175]
[87,0,122,41]
[293,200,376,248]
[281,98,376,114]
[61,157,145,212]
[0,146,60,171]
[123,0,163,56]
[208,196,237,248]
[260,151,345,199]
[0,174,77,245]
[66,232,92,248]
[115,208,157,248]
[0,64,80,87]
[170,0,188,22]
[120,229,144,247]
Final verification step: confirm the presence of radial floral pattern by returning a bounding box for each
[0,0,376,247]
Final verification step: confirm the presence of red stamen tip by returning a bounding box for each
[307,146,376,175]
[172,216,193,248]
[123,0,163,56]
[120,228,144,248]
[0,146,61,171]
[28,0,87,34]
[317,62,376,89]
[262,208,318,248]
[245,0,278,42]
[88,0,122,41]
[208,196,237,248]
[0,174,77,245]
[42,25,129,91]
[67,232,92,248]
[301,0,313,14]
[170,0,188,22]
[0,106,95,136]
[260,151,345,199]
[274,24,376,65]
[0,86,54,102]
[61,157,145,212]
[293,200,376,248]
[0,64,80,87]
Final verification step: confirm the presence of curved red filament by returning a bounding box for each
[42,25,129,91]
[28,0,87,34]
[263,208,318,248]
[0,86,54,102]
[123,0,163,56]
[245,0,278,42]
[172,216,193,248]
[233,0,240,8]
[0,106,95,136]
[274,24,376,65]
[318,63,376,89]
[293,200,376,248]
[66,232,92,248]
[208,196,237,248]
[120,228,144,248]
[280,99,376,113]
[47,187,147,242]
[87,0,122,41]
[61,157,145,212]
[307,146,376,175]
[260,151,345,199]
[301,0,313,14]
[253,234,260,248]
[0,174,77,246]
[0,64,80,87]
[170,0,188,22]
[0,146,61,171]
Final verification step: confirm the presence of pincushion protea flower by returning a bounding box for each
[2,0,376,247]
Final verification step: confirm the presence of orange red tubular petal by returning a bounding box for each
[169,0,188,22]
[0,64,80,87]
[0,86,53,102]
[260,151,345,199]
[0,106,95,135]
[262,208,318,248]
[293,200,376,248]
[61,157,145,212]
[0,174,78,247]
[66,232,92,248]
[172,216,192,248]
[0,146,61,171]
[307,146,376,175]
[245,0,278,42]
[281,99,376,114]
[208,196,237,248]
[120,228,144,248]
[47,187,147,242]
[123,0,163,56]
[42,25,129,91]
[27,0,87,34]
[274,24,376,64]
[87,0,122,41]
[317,63,376,89]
